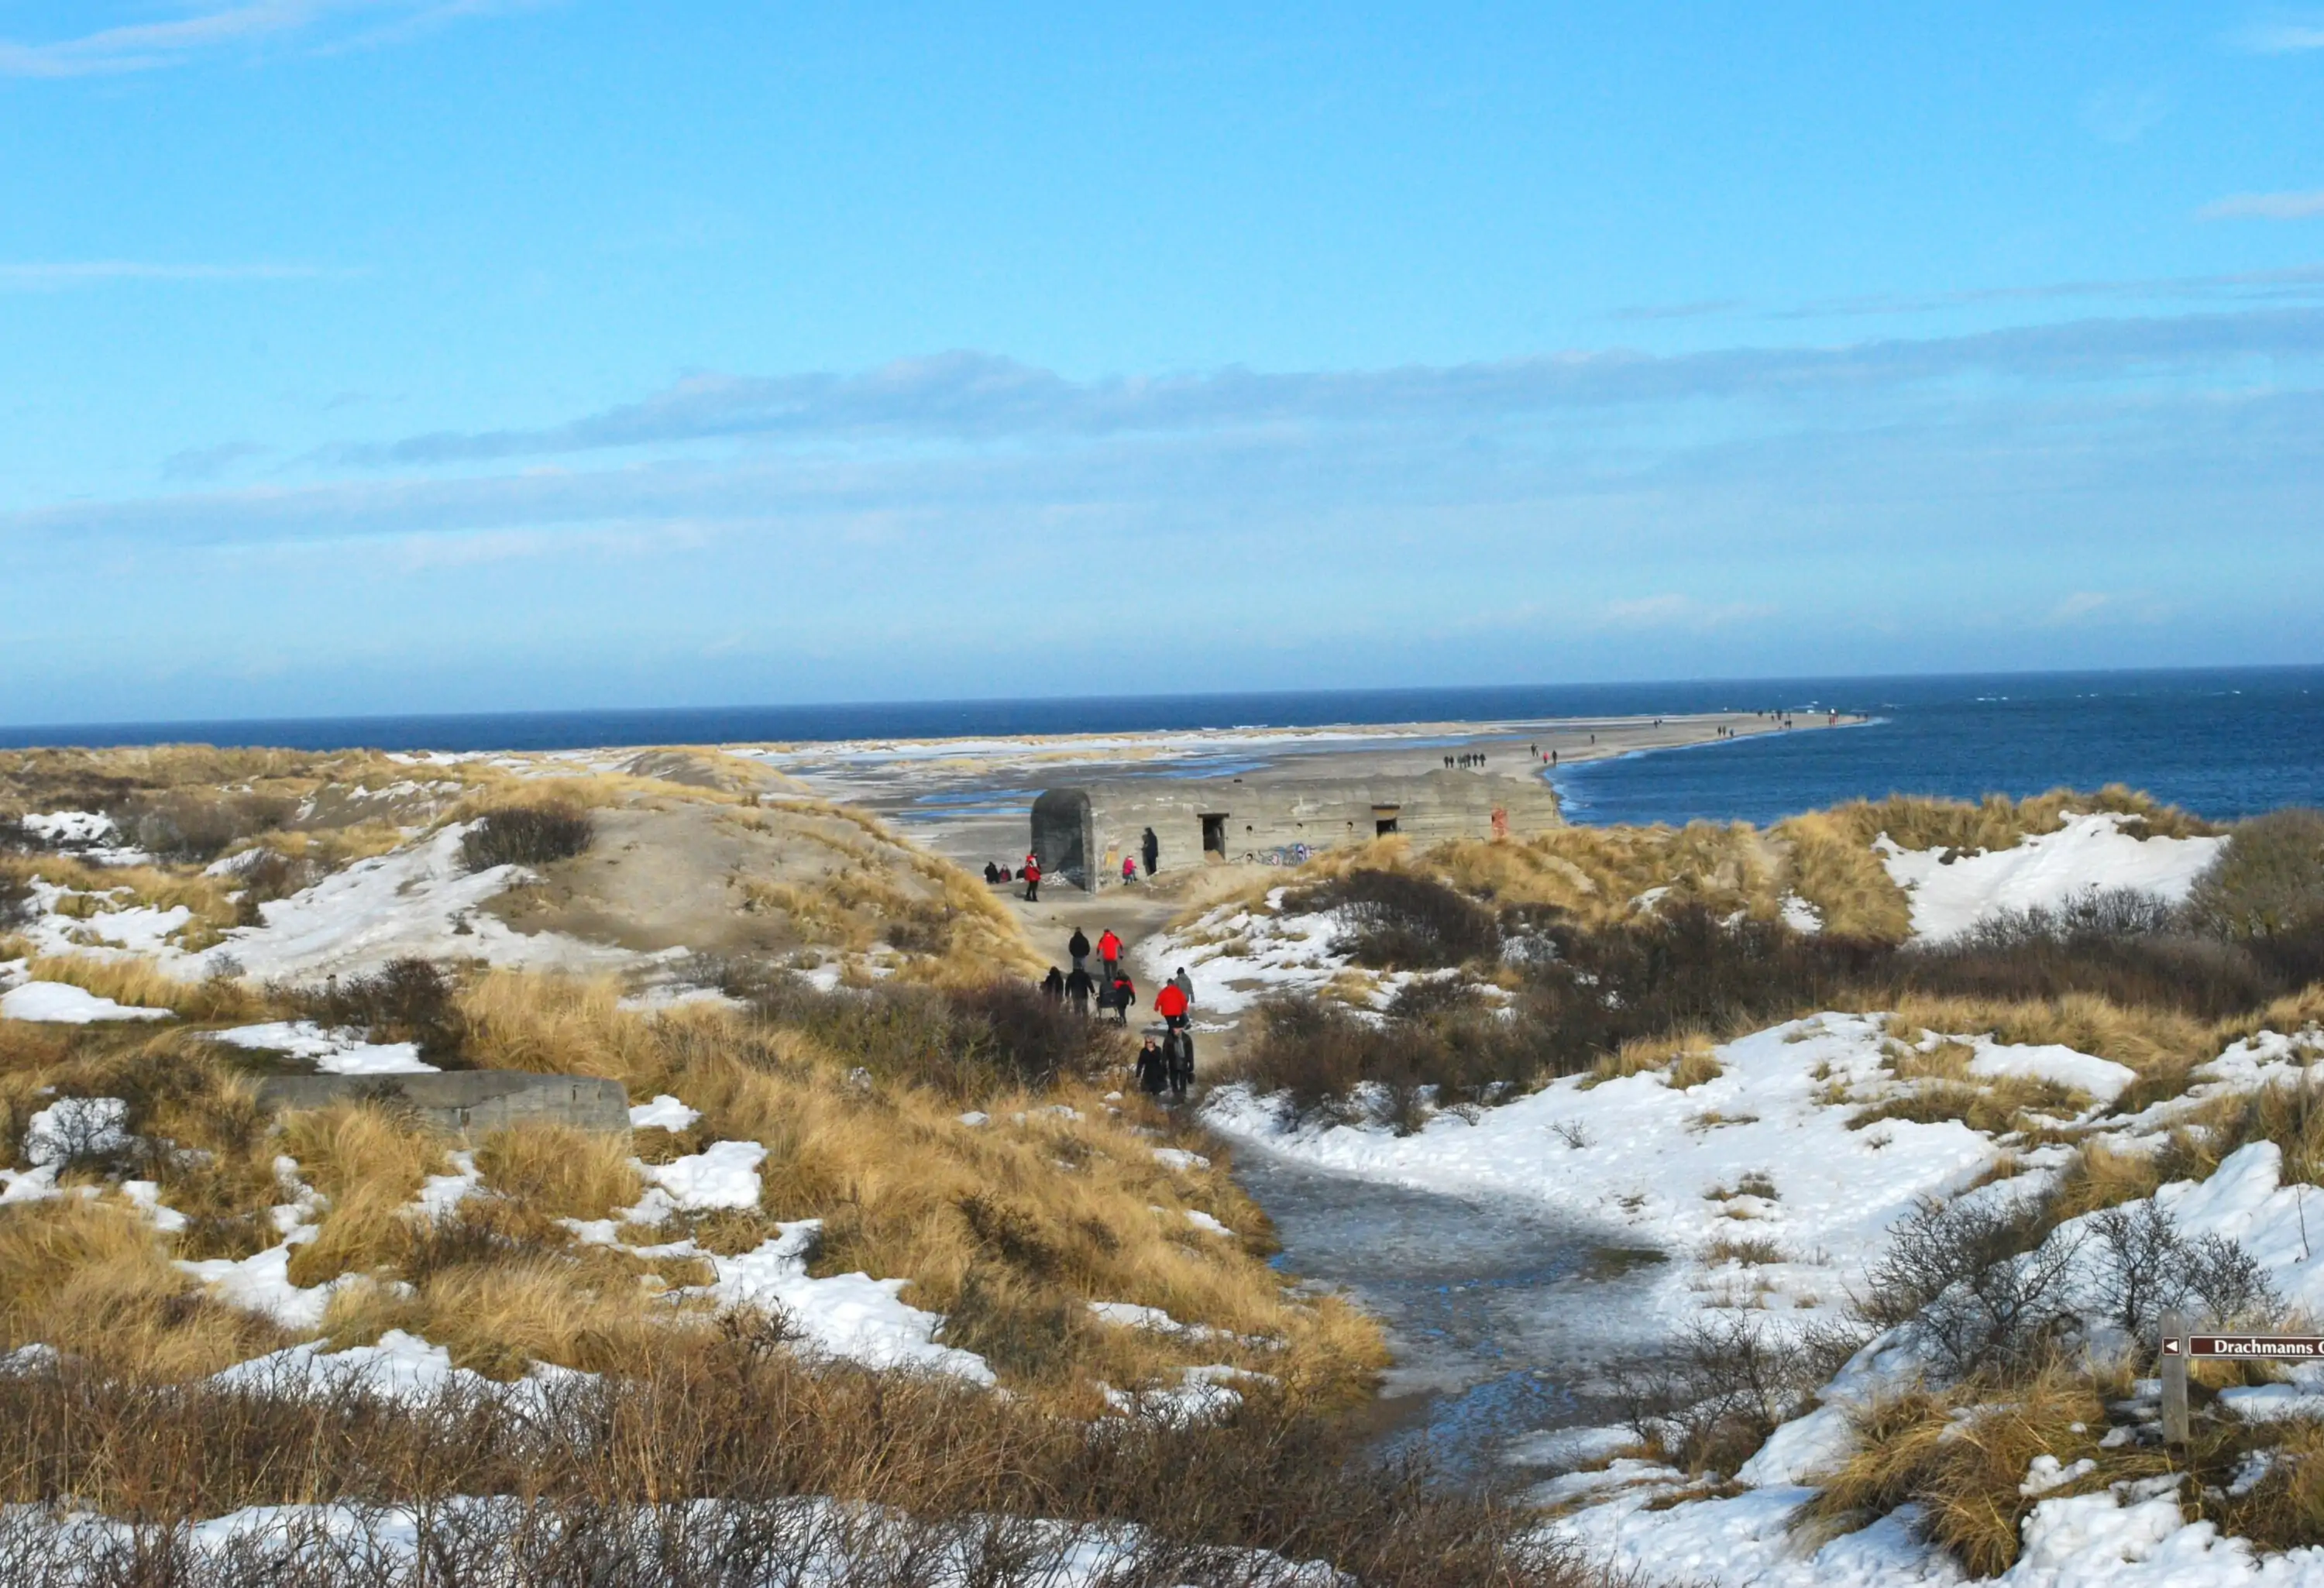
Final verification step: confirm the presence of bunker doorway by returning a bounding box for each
[1200,814,1228,857]
[1373,805,1401,837]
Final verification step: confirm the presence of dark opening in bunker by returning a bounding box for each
[1374,805,1401,837]
[1200,813,1228,856]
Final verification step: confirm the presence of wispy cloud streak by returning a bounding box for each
[2233,22,2324,53]
[0,261,339,289]
[2200,191,2324,222]
[0,0,540,77]
[325,308,2324,469]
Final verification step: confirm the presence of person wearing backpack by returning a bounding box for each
[1107,970,1136,1025]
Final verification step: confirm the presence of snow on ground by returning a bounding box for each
[19,811,116,846]
[692,1221,996,1383]
[15,879,194,955]
[1877,813,2225,943]
[633,1139,766,1216]
[0,981,173,1023]
[1135,891,1350,1016]
[210,1021,437,1075]
[629,1094,702,1131]
[181,823,641,982]
[1100,1363,1268,1426]
[210,1328,583,1405]
[1207,1014,2002,1332]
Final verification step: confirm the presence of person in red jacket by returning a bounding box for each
[1155,978,1194,1097]
[1096,929,1122,981]
[1106,970,1136,1025]
[1021,858,1041,902]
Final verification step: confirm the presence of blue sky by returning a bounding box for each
[2,2,2321,724]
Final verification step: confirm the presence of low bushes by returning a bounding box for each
[459,803,595,872]
[110,789,296,864]
[1289,868,1501,969]
[2185,807,2324,941]
[289,957,466,1064]
[0,1338,1584,1588]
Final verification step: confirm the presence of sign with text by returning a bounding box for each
[2174,1335,2324,1359]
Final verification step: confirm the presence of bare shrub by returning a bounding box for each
[2089,1201,2186,1339]
[1856,1196,2081,1377]
[1291,869,1501,969]
[720,967,1126,1100]
[290,958,465,1064]
[1959,886,2179,948]
[1612,1314,1865,1476]
[460,803,595,872]
[111,790,295,864]
[2185,808,2324,941]
[2185,1232,2284,1328]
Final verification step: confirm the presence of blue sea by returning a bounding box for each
[5,667,2319,826]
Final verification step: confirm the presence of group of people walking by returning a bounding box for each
[1037,924,1198,1099]
[1444,751,1489,769]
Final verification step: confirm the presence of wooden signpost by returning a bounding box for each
[2158,1322,2324,1445]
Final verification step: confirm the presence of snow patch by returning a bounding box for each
[1,981,173,1024]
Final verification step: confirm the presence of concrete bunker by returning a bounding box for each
[1030,788,1095,889]
[1035,769,1562,891]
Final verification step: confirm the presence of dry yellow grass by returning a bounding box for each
[1806,1370,2124,1575]
[1588,1030,1719,1087]
[279,1103,454,1288]
[0,1198,287,1377]
[474,1124,643,1222]
[400,970,1381,1401]
[1886,992,2215,1081]
[19,953,260,1023]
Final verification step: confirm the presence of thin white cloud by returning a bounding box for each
[0,261,339,290]
[2044,591,2112,625]
[2200,190,2324,222]
[0,1,541,77]
[1598,595,1776,631]
[2233,22,2324,53]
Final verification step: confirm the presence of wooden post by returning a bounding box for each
[2161,1308,2190,1447]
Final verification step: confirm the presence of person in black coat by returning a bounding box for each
[1067,927,1091,971]
[1040,966,1065,1003]
[1064,964,1095,1016]
[984,861,1002,884]
[1136,1039,1169,1095]
[1141,827,1160,877]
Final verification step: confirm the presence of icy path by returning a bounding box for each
[1230,1146,1666,1483]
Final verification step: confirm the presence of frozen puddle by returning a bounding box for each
[1231,1146,1666,1484]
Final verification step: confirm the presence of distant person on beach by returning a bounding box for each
[1041,967,1064,1003]
[1065,964,1094,1016]
[1551,750,1558,765]
[1021,858,1041,901]
[984,861,1001,884]
[1136,1038,1168,1095]
[1067,927,1090,971]
[1142,827,1159,876]
[1097,929,1122,980]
